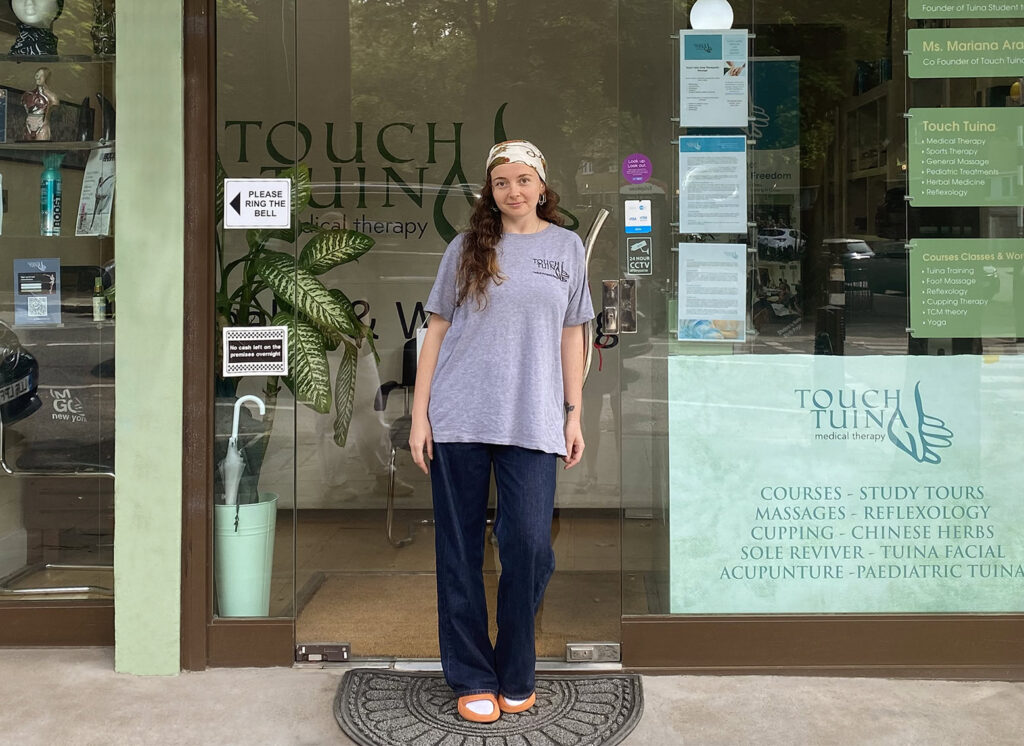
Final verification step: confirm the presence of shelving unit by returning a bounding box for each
[0,39,116,598]
[0,53,114,240]
[0,54,114,63]
[0,140,109,150]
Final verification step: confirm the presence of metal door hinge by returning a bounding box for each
[296,643,350,663]
[620,279,637,333]
[566,642,621,663]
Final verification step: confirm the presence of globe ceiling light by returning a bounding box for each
[689,0,734,30]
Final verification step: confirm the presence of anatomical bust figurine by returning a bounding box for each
[21,67,59,141]
[9,0,64,56]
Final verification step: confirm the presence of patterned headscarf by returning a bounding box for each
[485,140,547,183]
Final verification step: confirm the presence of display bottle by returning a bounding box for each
[40,153,63,236]
[92,276,106,321]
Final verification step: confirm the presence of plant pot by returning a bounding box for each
[214,492,277,617]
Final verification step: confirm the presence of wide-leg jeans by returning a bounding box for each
[430,442,557,699]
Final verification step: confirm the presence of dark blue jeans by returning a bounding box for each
[431,442,557,699]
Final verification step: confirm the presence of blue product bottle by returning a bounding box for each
[40,153,64,236]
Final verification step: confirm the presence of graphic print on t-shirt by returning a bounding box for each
[531,257,569,283]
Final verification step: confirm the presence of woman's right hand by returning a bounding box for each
[408,315,449,475]
[409,414,433,474]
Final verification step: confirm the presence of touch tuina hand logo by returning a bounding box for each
[886,381,953,464]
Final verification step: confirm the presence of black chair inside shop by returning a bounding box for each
[374,331,496,548]
[374,337,430,547]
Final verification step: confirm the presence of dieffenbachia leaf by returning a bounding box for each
[317,289,363,351]
[299,230,375,275]
[254,251,360,338]
[272,311,331,414]
[333,340,358,446]
[247,227,296,253]
[215,153,227,223]
[278,163,312,213]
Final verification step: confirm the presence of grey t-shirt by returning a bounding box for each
[425,224,595,456]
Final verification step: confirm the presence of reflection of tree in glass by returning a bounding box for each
[751,1,894,171]
[215,1,679,222]
[349,0,619,206]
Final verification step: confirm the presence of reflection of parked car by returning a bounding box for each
[757,228,806,261]
[0,321,41,425]
[838,239,1000,298]
[825,238,874,263]
[829,239,879,310]
[860,241,907,295]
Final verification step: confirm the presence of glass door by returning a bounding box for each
[213,0,297,623]
[615,0,677,619]
[281,0,623,660]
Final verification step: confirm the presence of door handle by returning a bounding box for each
[582,209,609,385]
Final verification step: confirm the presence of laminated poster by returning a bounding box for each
[909,238,1024,338]
[677,242,746,343]
[908,27,1024,78]
[679,30,749,128]
[678,136,748,234]
[13,257,61,326]
[76,146,115,236]
[908,107,1024,207]
[909,0,1024,19]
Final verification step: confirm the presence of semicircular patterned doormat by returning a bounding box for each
[335,669,643,746]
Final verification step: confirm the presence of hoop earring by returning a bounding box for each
[538,193,547,206]
[490,205,499,213]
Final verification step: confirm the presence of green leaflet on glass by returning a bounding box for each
[299,230,375,275]
[254,250,361,338]
[333,341,359,447]
[273,311,332,414]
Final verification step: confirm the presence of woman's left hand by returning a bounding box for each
[562,420,585,469]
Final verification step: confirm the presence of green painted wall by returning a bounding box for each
[113,5,184,675]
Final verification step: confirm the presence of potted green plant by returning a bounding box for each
[213,158,376,616]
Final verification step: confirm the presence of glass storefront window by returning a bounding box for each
[0,4,115,602]
[207,0,1023,667]
[624,0,1024,618]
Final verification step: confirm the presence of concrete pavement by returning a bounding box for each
[1,648,1022,744]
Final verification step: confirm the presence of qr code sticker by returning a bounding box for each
[27,296,47,317]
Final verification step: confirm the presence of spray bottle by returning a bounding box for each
[40,153,63,236]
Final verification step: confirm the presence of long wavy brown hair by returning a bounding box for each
[457,179,564,309]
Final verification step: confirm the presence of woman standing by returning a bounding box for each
[410,140,594,723]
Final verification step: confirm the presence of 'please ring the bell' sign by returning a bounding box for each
[223,178,291,229]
